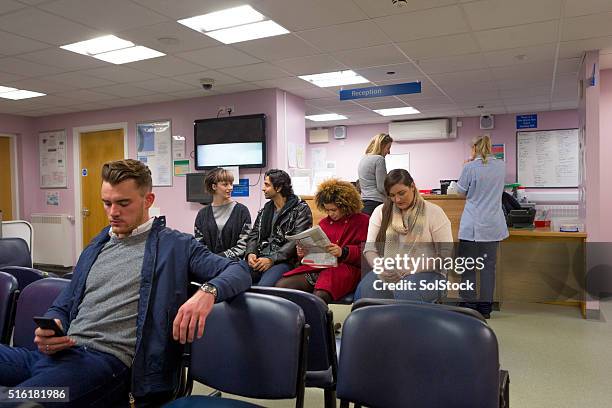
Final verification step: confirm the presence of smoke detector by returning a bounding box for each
[392,0,408,7]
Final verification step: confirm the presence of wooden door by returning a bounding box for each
[0,136,13,221]
[80,129,124,246]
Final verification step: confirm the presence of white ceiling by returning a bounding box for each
[0,0,611,126]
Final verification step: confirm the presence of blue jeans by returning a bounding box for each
[458,240,499,314]
[354,271,446,303]
[251,262,292,287]
[0,345,129,407]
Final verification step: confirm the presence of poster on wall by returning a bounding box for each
[137,120,172,186]
[39,129,67,188]
[492,144,505,161]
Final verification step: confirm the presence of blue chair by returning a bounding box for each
[250,287,338,408]
[165,292,309,408]
[0,237,31,269]
[12,278,69,350]
[0,266,56,292]
[0,272,19,344]
[337,302,504,408]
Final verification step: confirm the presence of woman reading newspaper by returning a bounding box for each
[276,179,369,304]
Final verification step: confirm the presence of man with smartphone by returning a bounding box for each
[0,159,251,407]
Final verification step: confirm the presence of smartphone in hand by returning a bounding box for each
[33,316,65,337]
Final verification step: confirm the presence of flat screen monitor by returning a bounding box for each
[194,114,266,170]
[186,172,212,204]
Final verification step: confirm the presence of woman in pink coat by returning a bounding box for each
[276,179,369,303]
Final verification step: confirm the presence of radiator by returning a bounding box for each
[31,213,74,267]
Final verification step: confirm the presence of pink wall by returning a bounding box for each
[306,110,578,190]
[21,89,280,236]
[598,68,612,240]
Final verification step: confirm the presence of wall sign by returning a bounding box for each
[339,82,421,101]
[137,120,172,186]
[39,129,67,188]
[516,114,537,129]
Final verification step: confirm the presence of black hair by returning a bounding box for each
[264,169,293,197]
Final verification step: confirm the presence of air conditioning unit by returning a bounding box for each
[389,118,453,141]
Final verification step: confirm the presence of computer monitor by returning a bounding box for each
[186,172,212,205]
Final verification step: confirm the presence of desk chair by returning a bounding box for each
[250,287,338,408]
[12,278,69,350]
[337,303,505,408]
[0,238,31,269]
[165,293,309,408]
[0,272,18,344]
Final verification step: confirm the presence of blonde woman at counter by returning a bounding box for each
[357,133,393,216]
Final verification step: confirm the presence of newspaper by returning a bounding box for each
[286,226,338,268]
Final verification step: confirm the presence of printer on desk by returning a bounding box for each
[506,208,536,228]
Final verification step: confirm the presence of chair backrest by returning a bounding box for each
[189,292,309,407]
[337,303,500,408]
[351,298,487,323]
[250,287,336,373]
[0,266,46,292]
[13,278,69,350]
[0,271,18,344]
[0,238,32,269]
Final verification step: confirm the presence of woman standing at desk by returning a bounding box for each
[456,135,508,318]
[358,133,393,216]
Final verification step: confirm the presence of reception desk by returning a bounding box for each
[302,194,588,316]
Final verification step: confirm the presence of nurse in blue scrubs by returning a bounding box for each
[456,135,508,318]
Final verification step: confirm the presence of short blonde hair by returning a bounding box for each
[365,133,393,155]
[472,135,492,164]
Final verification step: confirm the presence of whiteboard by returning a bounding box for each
[385,153,410,172]
[516,129,579,188]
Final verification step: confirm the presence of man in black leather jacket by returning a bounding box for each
[245,169,313,286]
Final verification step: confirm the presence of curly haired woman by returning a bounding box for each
[276,179,369,303]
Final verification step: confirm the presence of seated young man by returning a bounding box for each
[245,169,312,286]
[0,159,251,407]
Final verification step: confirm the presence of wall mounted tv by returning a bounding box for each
[194,113,266,170]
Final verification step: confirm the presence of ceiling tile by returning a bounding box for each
[430,69,493,85]
[25,94,82,107]
[558,36,612,59]
[0,57,64,77]
[334,45,408,69]
[490,61,555,81]
[234,35,320,62]
[0,31,49,56]
[288,87,337,99]
[297,20,390,52]
[500,86,550,99]
[352,0,457,18]
[80,66,159,83]
[18,48,106,70]
[101,98,141,107]
[257,0,368,31]
[355,63,421,82]
[173,70,242,87]
[550,101,578,109]
[0,71,25,83]
[255,77,317,91]
[461,0,561,31]
[39,0,168,32]
[505,103,551,113]
[418,53,487,75]
[126,56,205,77]
[90,84,155,98]
[396,33,481,60]
[44,72,116,89]
[129,94,179,104]
[474,20,558,51]
[132,78,196,93]
[54,89,118,102]
[131,0,246,20]
[556,58,581,74]
[7,77,80,93]
[0,1,26,15]
[483,44,556,67]
[169,89,218,98]
[0,8,101,45]
[177,46,261,69]
[374,5,470,42]
[562,13,612,41]
[565,0,612,18]
[222,63,291,81]
[273,54,346,76]
[117,21,220,54]
[495,78,552,90]
[205,82,264,94]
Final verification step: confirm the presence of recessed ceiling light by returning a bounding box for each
[305,113,348,121]
[0,90,46,100]
[204,20,289,44]
[0,86,18,93]
[373,107,420,116]
[299,70,369,88]
[93,46,166,64]
[60,35,134,56]
[178,5,264,32]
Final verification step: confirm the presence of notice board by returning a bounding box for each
[516,128,579,188]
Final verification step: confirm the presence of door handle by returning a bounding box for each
[82,208,90,217]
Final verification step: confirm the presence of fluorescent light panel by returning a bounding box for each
[0,90,46,100]
[60,35,134,56]
[205,20,289,44]
[374,107,420,116]
[93,46,165,64]
[0,86,18,93]
[305,114,348,122]
[299,70,369,87]
[178,5,264,32]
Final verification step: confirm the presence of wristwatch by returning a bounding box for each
[199,283,218,300]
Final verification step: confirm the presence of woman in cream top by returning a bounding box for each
[356,169,453,302]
